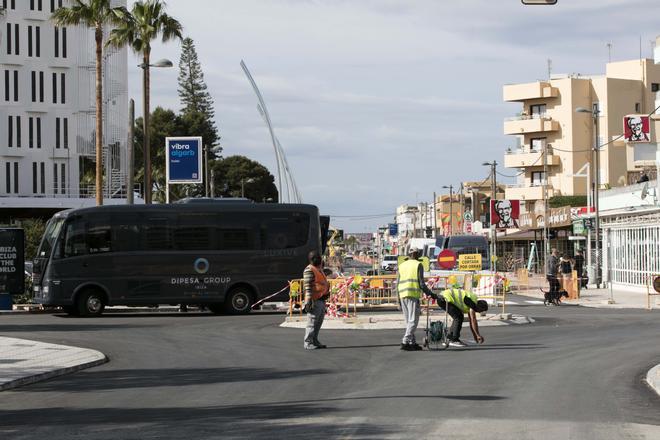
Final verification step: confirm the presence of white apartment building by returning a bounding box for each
[0,0,128,218]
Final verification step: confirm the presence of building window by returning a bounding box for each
[62,27,67,58]
[4,70,8,101]
[55,117,60,149]
[14,162,19,194]
[635,102,641,113]
[39,71,44,102]
[54,27,59,58]
[13,70,18,101]
[32,162,38,194]
[6,23,11,55]
[38,0,42,11]
[16,116,20,148]
[31,71,36,101]
[61,163,66,194]
[52,72,57,103]
[53,163,58,194]
[5,163,10,194]
[531,171,546,187]
[29,118,34,148]
[7,116,12,148]
[36,26,41,57]
[530,138,546,153]
[530,104,546,118]
[60,73,65,104]
[30,0,34,10]
[28,26,33,57]
[652,83,660,93]
[36,117,41,149]
[40,162,45,194]
[63,118,68,149]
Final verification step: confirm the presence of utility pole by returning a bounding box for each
[543,142,549,257]
[210,169,215,198]
[459,182,465,233]
[443,185,453,236]
[593,106,602,288]
[433,191,437,238]
[127,99,134,205]
[204,145,209,197]
[483,161,498,272]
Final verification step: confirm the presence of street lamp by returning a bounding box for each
[442,185,454,236]
[241,178,255,198]
[483,161,498,272]
[139,58,173,204]
[576,106,602,288]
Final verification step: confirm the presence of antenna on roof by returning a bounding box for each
[547,59,552,80]
[607,42,612,63]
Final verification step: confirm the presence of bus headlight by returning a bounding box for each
[43,286,49,294]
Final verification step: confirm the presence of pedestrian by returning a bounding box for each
[397,247,434,351]
[546,248,560,295]
[560,254,573,294]
[433,283,488,347]
[303,250,330,350]
[574,249,585,290]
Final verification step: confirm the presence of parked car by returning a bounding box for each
[381,255,399,271]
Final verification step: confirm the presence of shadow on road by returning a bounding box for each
[17,367,333,392]
[325,343,401,350]
[0,323,158,333]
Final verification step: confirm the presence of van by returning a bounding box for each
[441,235,490,270]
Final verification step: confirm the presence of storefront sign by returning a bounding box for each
[166,137,203,184]
[547,207,572,228]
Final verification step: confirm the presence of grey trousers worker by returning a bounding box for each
[304,299,326,349]
[400,297,421,344]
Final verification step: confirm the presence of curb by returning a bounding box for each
[0,353,108,391]
[645,364,660,397]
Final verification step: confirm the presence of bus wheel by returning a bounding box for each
[224,287,253,315]
[77,290,105,317]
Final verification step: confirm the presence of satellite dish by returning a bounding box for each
[641,182,649,200]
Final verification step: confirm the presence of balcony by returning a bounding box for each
[504,148,560,168]
[503,81,559,102]
[505,184,555,201]
[503,116,559,135]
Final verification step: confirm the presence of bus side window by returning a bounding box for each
[63,219,87,258]
[141,217,174,251]
[262,213,310,249]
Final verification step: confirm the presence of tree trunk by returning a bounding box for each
[95,25,104,206]
[143,49,151,204]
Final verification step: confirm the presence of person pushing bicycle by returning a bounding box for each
[431,279,488,347]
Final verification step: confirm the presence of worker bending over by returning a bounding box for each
[434,283,488,347]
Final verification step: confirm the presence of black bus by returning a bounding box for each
[32,201,323,316]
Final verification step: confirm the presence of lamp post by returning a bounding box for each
[483,161,498,272]
[576,105,602,288]
[442,185,454,236]
[139,58,173,204]
[241,178,255,198]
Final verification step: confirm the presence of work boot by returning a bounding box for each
[409,343,423,351]
[314,342,327,349]
[400,343,412,351]
[304,345,318,350]
[449,339,467,347]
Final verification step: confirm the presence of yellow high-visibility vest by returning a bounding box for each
[397,259,422,299]
[441,288,478,313]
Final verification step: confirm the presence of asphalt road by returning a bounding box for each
[1,300,659,439]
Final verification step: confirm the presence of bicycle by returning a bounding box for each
[422,296,450,350]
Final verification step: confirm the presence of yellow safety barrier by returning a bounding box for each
[287,272,509,317]
[647,274,660,310]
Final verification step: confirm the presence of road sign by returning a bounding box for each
[437,249,457,270]
[0,228,24,295]
[166,137,203,184]
[464,211,473,222]
[458,253,482,271]
[583,218,595,230]
[388,223,398,236]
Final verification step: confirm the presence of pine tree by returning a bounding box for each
[177,37,221,155]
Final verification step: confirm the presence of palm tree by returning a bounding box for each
[51,0,126,206]
[108,0,182,204]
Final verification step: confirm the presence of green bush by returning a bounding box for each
[549,195,587,208]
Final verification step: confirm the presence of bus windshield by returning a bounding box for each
[36,218,65,259]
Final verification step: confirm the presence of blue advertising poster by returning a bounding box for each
[166,137,203,184]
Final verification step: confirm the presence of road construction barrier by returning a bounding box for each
[288,272,509,318]
[647,274,660,310]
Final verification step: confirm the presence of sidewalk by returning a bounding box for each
[514,286,660,309]
[0,337,107,391]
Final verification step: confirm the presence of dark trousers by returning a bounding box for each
[437,297,465,342]
[546,275,560,294]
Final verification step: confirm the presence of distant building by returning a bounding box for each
[0,0,130,220]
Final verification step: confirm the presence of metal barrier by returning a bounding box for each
[646,274,660,310]
[288,273,509,318]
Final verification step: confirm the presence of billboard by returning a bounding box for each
[166,137,203,184]
[0,228,24,295]
[490,199,520,229]
[623,115,650,143]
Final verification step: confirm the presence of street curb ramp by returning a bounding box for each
[645,364,660,397]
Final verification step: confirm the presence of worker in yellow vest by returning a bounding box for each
[436,284,488,347]
[397,248,434,351]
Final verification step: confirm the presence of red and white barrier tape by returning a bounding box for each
[251,283,292,308]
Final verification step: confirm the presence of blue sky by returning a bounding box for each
[128,0,660,231]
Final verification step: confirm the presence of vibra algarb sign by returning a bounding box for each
[166,137,203,184]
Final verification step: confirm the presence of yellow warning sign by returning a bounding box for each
[458,254,482,271]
